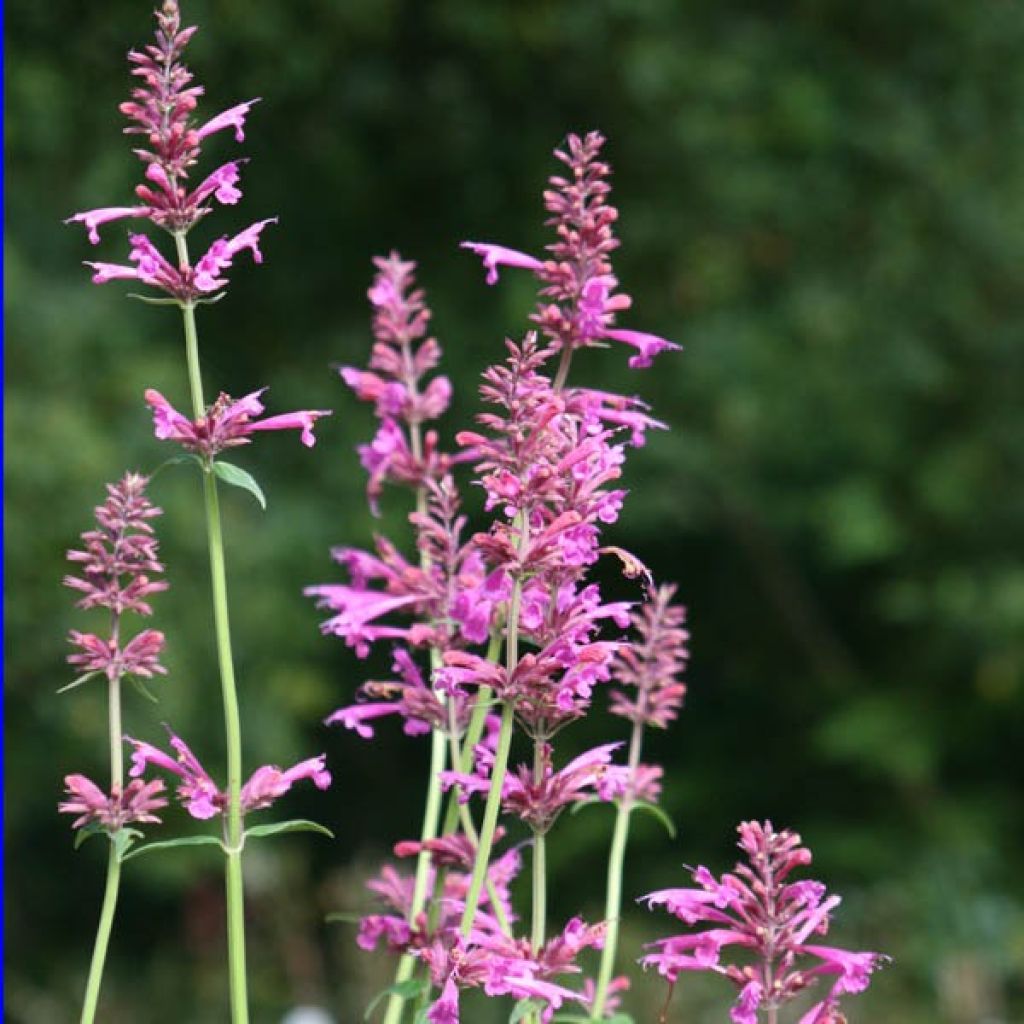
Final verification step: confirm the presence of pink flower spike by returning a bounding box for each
[603,327,682,369]
[66,205,151,245]
[461,241,544,285]
[196,98,261,143]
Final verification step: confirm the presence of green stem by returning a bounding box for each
[79,847,121,1024]
[459,698,515,935]
[590,717,644,1020]
[175,230,249,1024]
[530,740,547,954]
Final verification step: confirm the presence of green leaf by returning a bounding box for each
[633,800,677,838]
[57,671,99,695]
[324,911,362,925]
[151,453,204,480]
[569,796,603,816]
[112,827,145,861]
[128,675,159,704]
[510,999,546,1023]
[212,460,266,509]
[127,293,182,306]
[607,1015,636,1024]
[364,978,429,1019]
[245,818,334,841]
[73,822,105,850]
[120,834,224,863]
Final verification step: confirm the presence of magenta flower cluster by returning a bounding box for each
[643,821,888,1023]
[66,0,271,301]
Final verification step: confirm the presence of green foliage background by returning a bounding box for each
[5,0,1024,1020]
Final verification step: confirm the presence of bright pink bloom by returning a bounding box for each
[66,205,151,245]
[144,387,330,457]
[196,100,260,143]
[460,242,544,285]
[641,822,888,1023]
[127,730,331,819]
[59,774,167,831]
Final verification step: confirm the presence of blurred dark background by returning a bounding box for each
[5,0,1024,1021]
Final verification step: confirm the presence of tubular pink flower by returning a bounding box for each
[65,206,151,245]
[192,217,277,292]
[603,327,682,370]
[239,755,332,812]
[189,160,244,206]
[461,242,544,285]
[196,99,260,142]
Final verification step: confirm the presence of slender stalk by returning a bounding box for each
[459,697,515,935]
[79,848,121,1024]
[78,668,126,1024]
[530,740,547,953]
[590,717,644,1020]
[174,231,249,1024]
[381,412,447,1024]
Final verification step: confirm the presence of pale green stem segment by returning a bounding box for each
[459,697,515,936]
[590,716,645,1020]
[78,670,126,1024]
[174,231,250,1024]
[382,438,447,1024]
[530,739,547,954]
[79,847,121,1024]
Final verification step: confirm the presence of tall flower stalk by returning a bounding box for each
[590,584,689,1019]
[59,473,169,1023]
[67,4,330,1021]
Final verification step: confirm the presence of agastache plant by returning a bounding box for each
[58,473,170,1024]
[66,4,331,1022]
[310,133,683,1024]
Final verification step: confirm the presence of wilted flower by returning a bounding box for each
[59,774,167,831]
